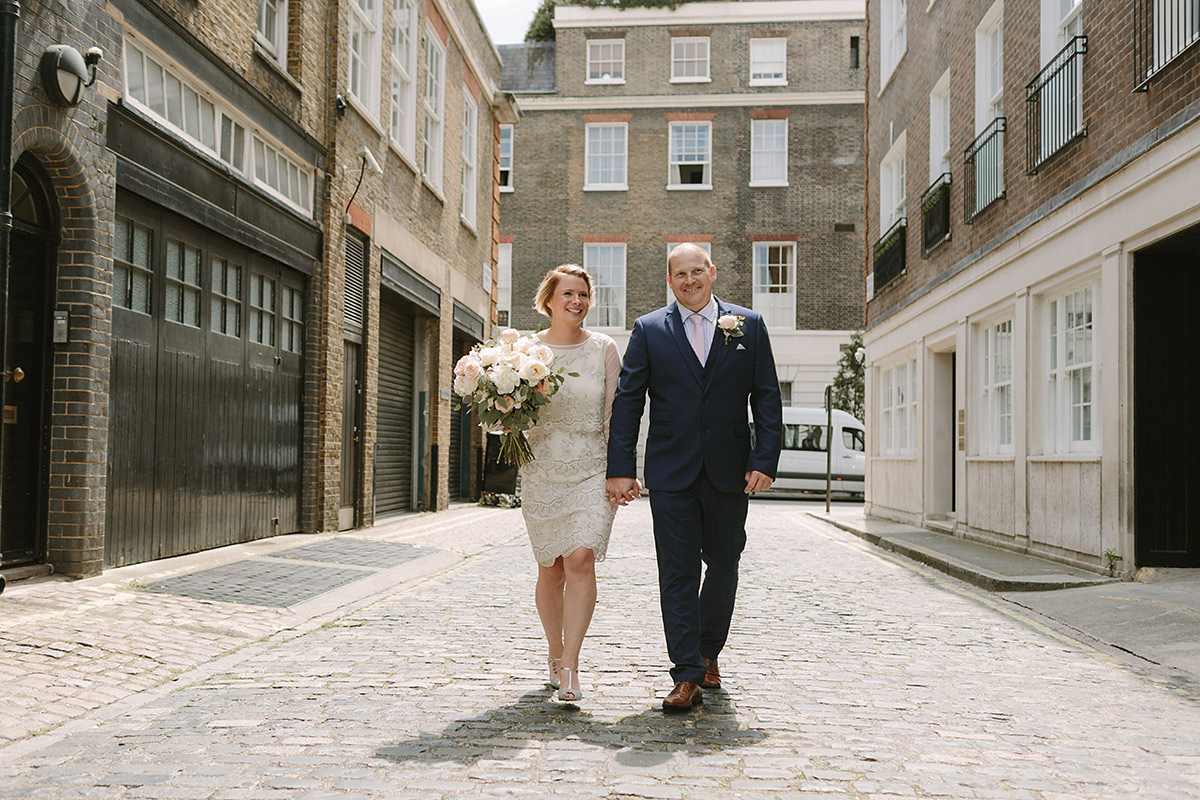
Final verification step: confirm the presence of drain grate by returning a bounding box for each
[274,538,429,568]
[144,560,371,607]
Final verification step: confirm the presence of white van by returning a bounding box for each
[765,407,865,497]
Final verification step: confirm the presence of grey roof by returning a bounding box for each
[499,43,557,94]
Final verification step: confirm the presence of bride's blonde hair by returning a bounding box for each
[533,264,593,317]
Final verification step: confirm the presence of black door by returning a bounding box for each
[1,230,52,565]
[1134,225,1200,567]
[340,340,362,530]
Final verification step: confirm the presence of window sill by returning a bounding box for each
[460,215,478,236]
[877,48,907,96]
[583,184,628,192]
[967,454,1015,462]
[874,454,917,460]
[345,92,385,137]
[388,140,420,175]
[252,40,302,94]
[1027,453,1101,462]
[499,185,515,193]
[749,180,788,188]
[670,76,712,84]
[422,176,446,203]
[749,78,788,87]
[585,78,626,85]
[667,184,712,191]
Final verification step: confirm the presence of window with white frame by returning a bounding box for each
[257,0,288,65]
[880,132,907,230]
[498,125,514,191]
[976,3,1005,130]
[981,318,1014,454]
[880,358,917,455]
[389,0,417,158]
[880,0,907,84]
[1046,284,1097,453]
[584,243,626,328]
[422,30,446,190]
[671,37,710,82]
[751,118,788,186]
[779,381,793,407]
[587,39,625,83]
[749,38,787,85]
[461,95,478,227]
[585,123,627,190]
[123,38,313,216]
[665,240,711,304]
[348,0,382,119]
[668,122,711,188]
[929,71,952,182]
[752,242,795,329]
[496,243,512,326]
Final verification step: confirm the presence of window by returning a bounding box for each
[783,423,829,452]
[348,0,382,119]
[880,358,917,455]
[165,237,202,327]
[1046,284,1096,453]
[844,427,866,451]
[497,243,512,326]
[281,285,304,354]
[749,38,787,85]
[1152,0,1199,73]
[585,123,627,190]
[422,30,446,189]
[779,380,793,407]
[253,136,313,213]
[850,35,861,69]
[929,71,951,182]
[977,3,1005,130]
[113,216,153,315]
[390,0,417,157]
[587,39,625,83]
[498,125,514,191]
[583,243,625,328]
[880,132,907,230]
[211,256,242,337]
[461,95,478,226]
[257,0,287,65]
[671,37,710,82]
[668,122,711,188]
[881,0,907,83]
[751,118,788,186]
[752,242,795,329]
[981,319,1014,454]
[249,273,277,346]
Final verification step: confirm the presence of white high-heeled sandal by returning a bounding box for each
[547,656,561,689]
[557,666,583,702]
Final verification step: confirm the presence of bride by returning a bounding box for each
[520,264,620,703]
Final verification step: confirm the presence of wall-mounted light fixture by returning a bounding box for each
[335,94,348,119]
[39,44,102,107]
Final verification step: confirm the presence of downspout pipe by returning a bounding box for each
[0,0,22,594]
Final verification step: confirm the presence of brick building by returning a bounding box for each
[0,0,509,580]
[863,0,1200,570]
[497,0,865,408]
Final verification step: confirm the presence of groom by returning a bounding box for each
[606,243,783,711]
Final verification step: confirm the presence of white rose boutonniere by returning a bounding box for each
[717,313,746,345]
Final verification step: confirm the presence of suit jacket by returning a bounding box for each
[607,298,783,494]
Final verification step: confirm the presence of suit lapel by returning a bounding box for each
[667,304,704,387]
[702,299,732,391]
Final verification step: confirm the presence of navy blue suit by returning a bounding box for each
[608,298,783,684]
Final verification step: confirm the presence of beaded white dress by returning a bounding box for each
[521,332,621,567]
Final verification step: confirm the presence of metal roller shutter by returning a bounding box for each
[375,291,416,516]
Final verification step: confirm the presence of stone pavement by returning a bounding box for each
[2,500,1200,798]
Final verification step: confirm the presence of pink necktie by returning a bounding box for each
[688,313,706,365]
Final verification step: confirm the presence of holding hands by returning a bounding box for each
[605,477,643,506]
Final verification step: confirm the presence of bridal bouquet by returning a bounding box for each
[452,328,573,466]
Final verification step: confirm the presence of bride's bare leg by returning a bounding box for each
[536,559,566,659]
[558,547,597,693]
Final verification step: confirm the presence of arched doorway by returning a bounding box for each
[2,157,57,566]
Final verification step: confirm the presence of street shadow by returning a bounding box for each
[374,686,766,767]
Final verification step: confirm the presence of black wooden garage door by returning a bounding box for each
[375,291,416,516]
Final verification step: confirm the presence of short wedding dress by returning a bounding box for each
[521,332,621,567]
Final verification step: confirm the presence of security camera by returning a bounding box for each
[357,145,383,175]
[84,47,103,66]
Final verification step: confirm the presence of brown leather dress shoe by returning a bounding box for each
[701,657,722,689]
[662,680,703,712]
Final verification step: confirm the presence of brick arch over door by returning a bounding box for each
[12,115,113,577]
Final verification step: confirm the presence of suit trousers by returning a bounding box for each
[648,466,749,685]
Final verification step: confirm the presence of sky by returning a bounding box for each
[474,0,544,46]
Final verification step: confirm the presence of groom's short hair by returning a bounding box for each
[534,263,593,316]
[667,243,714,272]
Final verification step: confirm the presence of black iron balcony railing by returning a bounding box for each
[873,217,907,293]
[1134,0,1200,90]
[964,117,1006,223]
[1026,36,1087,173]
[921,173,952,256]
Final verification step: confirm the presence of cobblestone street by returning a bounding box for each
[1,500,1198,799]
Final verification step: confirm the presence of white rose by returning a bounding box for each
[519,359,550,383]
[500,328,520,345]
[490,365,519,395]
[526,344,554,366]
[514,336,533,354]
[478,346,501,367]
[462,360,483,380]
[717,314,740,331]
[453,374,479,396]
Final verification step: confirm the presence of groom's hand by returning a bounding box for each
[606,477,642,506]
[744,470,773,494]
